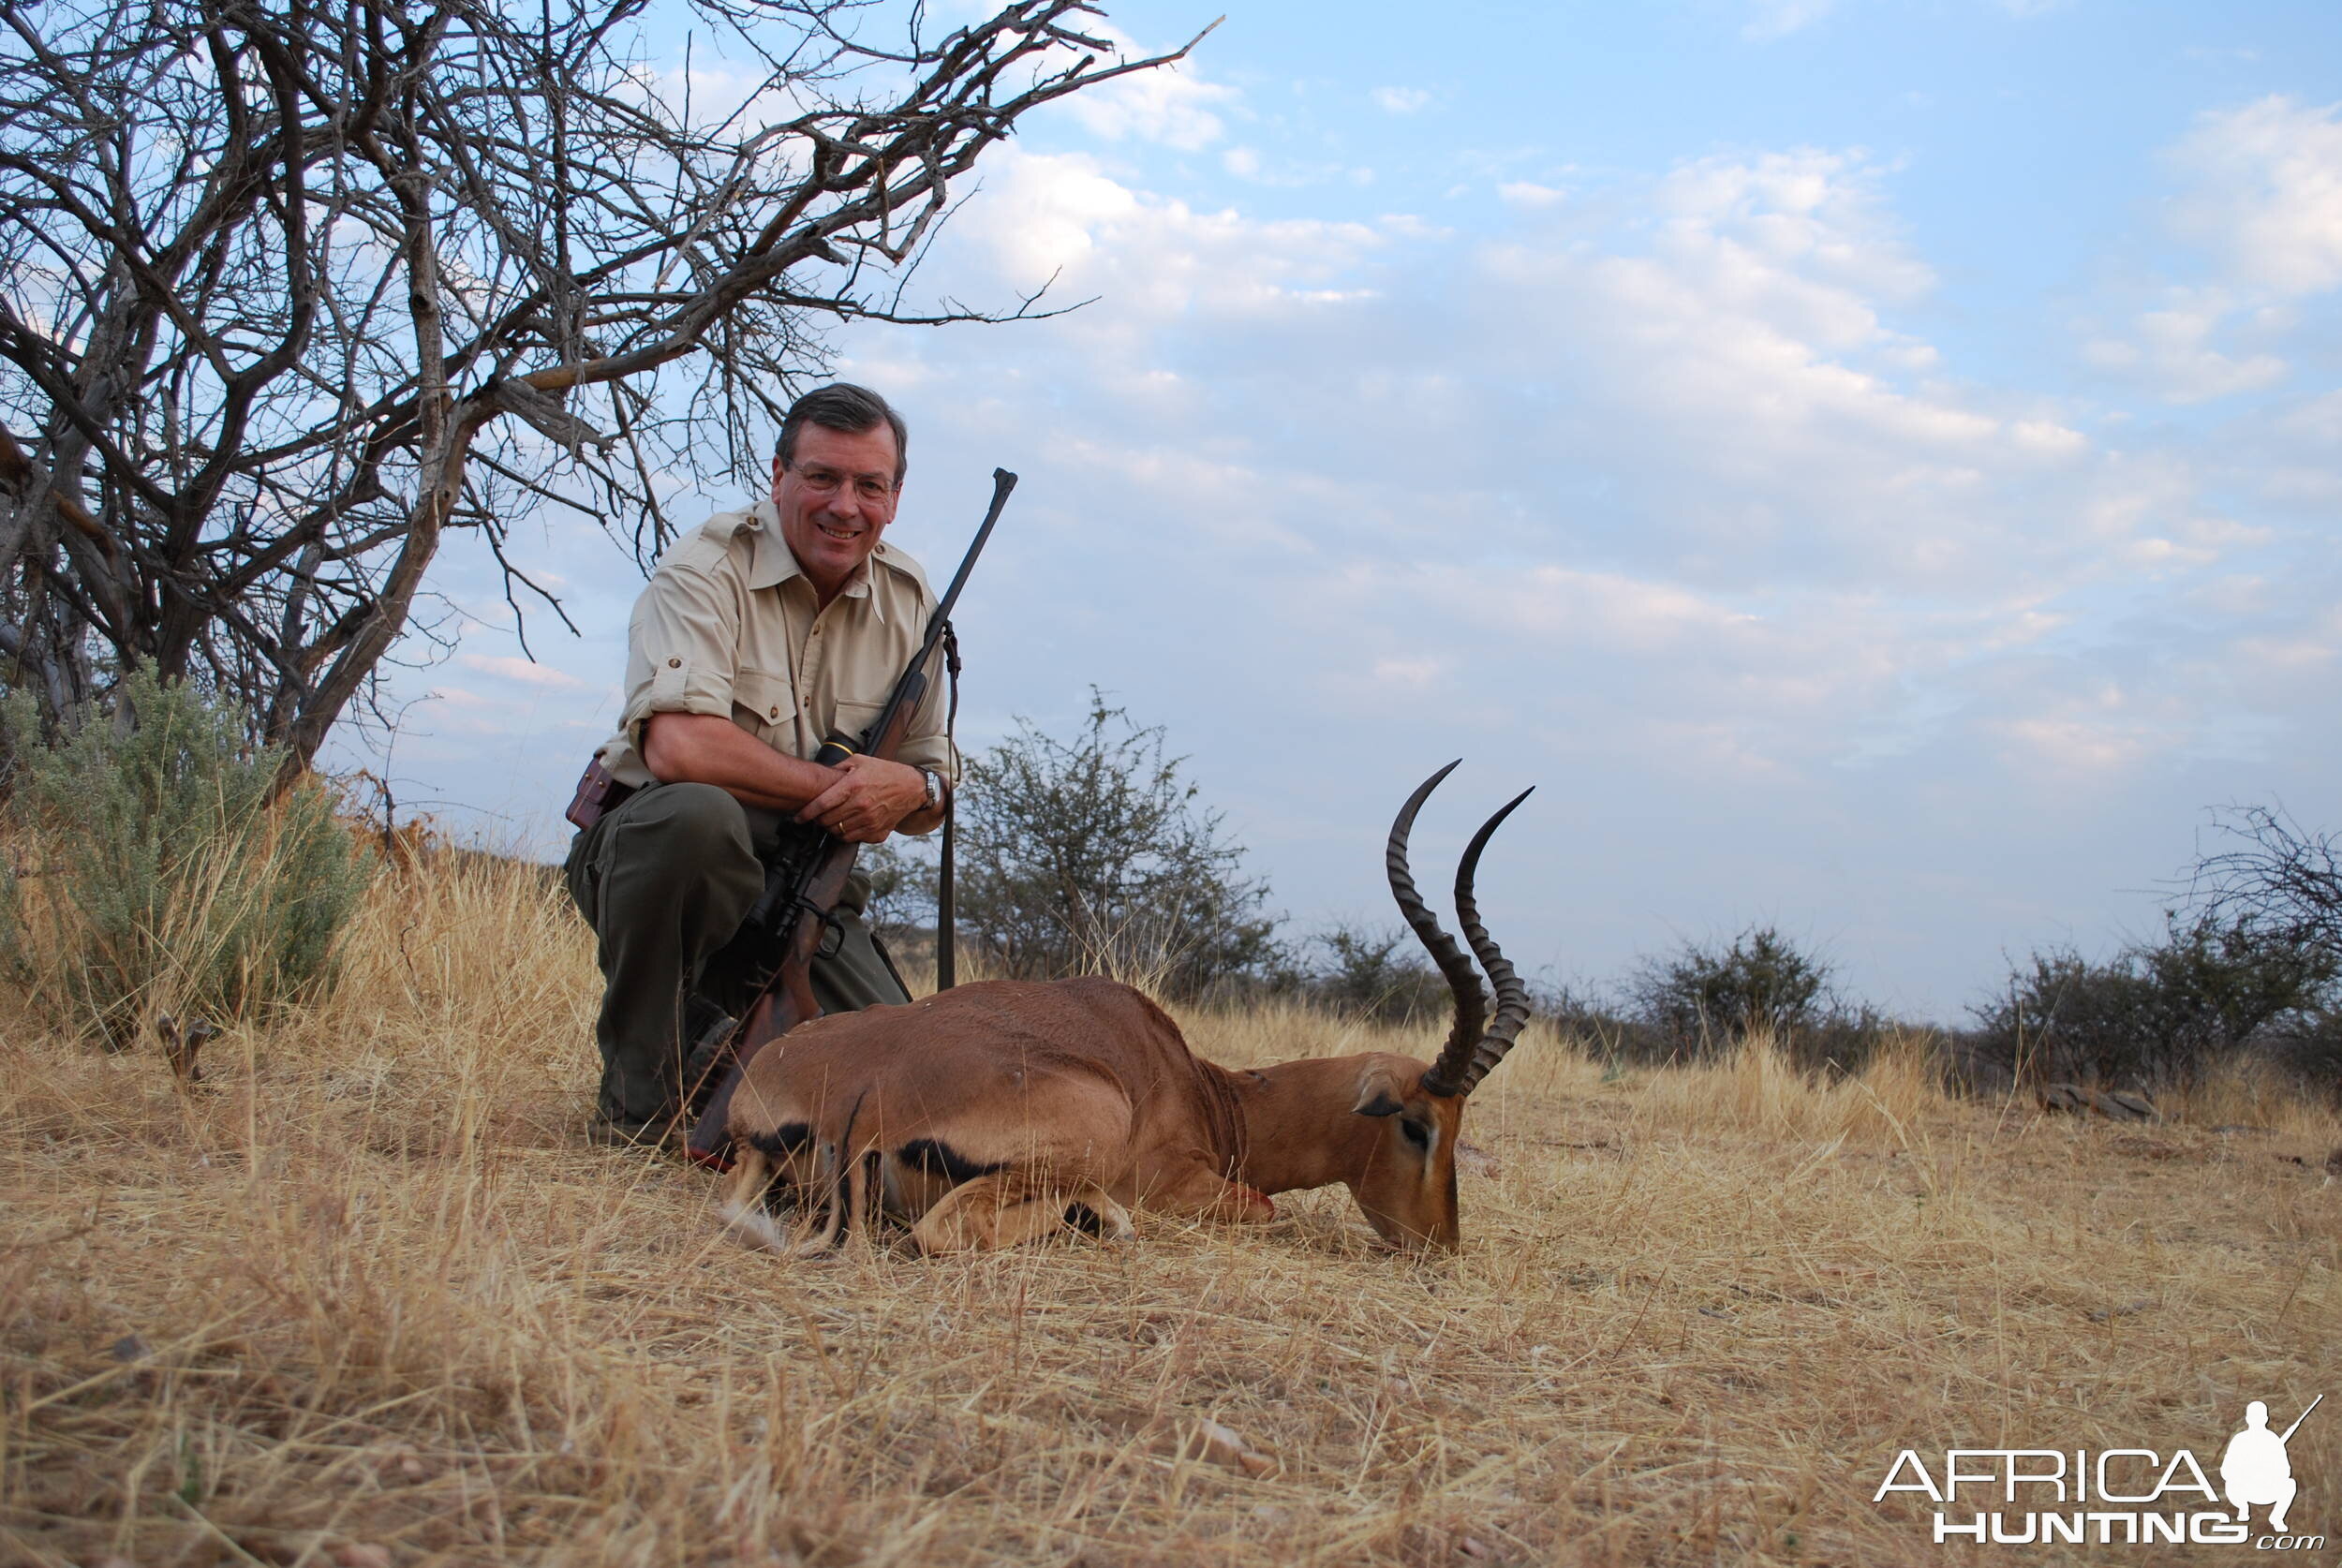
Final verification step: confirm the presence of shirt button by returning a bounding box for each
[768,706,780,718]
[666,657,680,668]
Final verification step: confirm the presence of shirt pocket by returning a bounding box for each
[829,696,888,753]
[731,668,797,743]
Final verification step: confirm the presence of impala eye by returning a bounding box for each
[1400,1118,1431,1152]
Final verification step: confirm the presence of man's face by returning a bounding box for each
[770,421,902,600]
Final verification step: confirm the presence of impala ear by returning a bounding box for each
[1351,1064,1405,1118]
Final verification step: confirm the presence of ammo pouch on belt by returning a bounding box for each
[565,758,636,832]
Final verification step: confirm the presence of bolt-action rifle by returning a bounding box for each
[681,467,1016,1170]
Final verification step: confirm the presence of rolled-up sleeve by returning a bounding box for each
[617,560,739,747]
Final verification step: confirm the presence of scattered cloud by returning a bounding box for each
[1742,0,1841,41]
[871,130,2312,821]
[1371,86,1432,114]
[2077,97,2342,405]
[2082,287,2289,403]
[2167,96,2342,296]
[459,653,588,689]
[1060,58,1234,151]
[952,147,1399,319]
[1497,181,1568,208]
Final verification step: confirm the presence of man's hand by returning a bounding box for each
[796,753,927,843]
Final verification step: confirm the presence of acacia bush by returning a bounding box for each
[1616,924,1885,1072]
[0,673,375,1043]
[1290,922,1453,1026]
[1963,913,2336,1094]
[883,694,1283,998]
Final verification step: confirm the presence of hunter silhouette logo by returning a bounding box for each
[2223,1396,2320,1533]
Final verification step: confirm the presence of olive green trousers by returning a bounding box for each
[562,781,909,1126]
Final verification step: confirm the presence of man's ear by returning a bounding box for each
[1351,1063,1405,1117]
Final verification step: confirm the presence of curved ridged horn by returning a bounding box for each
[1387,762,1488,1073]
[1424,787,1534,1098]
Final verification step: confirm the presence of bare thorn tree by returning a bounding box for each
[0,0,1208,772]
[2186,802,2342,967]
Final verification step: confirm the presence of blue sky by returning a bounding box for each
[371,0,2342,1022]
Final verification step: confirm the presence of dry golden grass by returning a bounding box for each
[4,854,2337,1566]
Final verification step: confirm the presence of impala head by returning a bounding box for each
[1343,762,1534,1252]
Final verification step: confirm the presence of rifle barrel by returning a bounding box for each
[927,468,1016,637]
[2279,1392,2322,1444]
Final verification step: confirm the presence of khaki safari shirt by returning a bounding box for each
[595,498,958,796]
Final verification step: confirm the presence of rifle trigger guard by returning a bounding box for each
[797,896,846,959]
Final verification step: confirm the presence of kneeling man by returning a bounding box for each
[564,383,956,1145]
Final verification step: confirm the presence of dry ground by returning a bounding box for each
[2,855,2337,1567]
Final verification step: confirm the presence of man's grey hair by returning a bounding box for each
[775,382,908,485]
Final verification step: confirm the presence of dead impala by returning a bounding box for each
[717,762,1533,1254]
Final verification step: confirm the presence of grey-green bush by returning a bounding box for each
[1620,923,1890,1071]
[0,672,375,1043]
[943,693,1282,998]
[1966,912,2336,1093]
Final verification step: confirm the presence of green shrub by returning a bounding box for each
[0,672,376,1043]
[1296,921,1456,1026]
[1619,924,1885,1071]
[1966,913,2336,1092]
[939,693,1284,998]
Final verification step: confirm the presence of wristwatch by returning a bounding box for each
[918,768,944,812]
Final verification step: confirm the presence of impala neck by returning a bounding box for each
[1219,1056,1386,1197]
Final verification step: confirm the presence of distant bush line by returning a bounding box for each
[872,698,2342,1106]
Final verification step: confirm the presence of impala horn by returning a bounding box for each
[1386,762,1490,1087]
[1430,785,1534,1097]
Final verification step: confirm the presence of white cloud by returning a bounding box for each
[950,147,1397,320]
[1742,0,1840,40]
[459,653,587,689]
[1371,86,1432,114]
[1461,150,2171,592]
[2081,287,2289,403]
[2083,96,2342,403]
[923,136,2262,625]
[1994,711,2157,775]
[1060,58,1234,151]
[1746,0,2064,39]
[1497,182,1568,209]
[2168,96,2342,297]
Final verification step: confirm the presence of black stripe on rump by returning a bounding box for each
[896,1137,1004,1184]
[811,1092,867,1252]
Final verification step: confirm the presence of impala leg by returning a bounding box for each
[1139,1164,1277,1223]
[717,1146,786,1252]
[911,1174,1134,1252]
